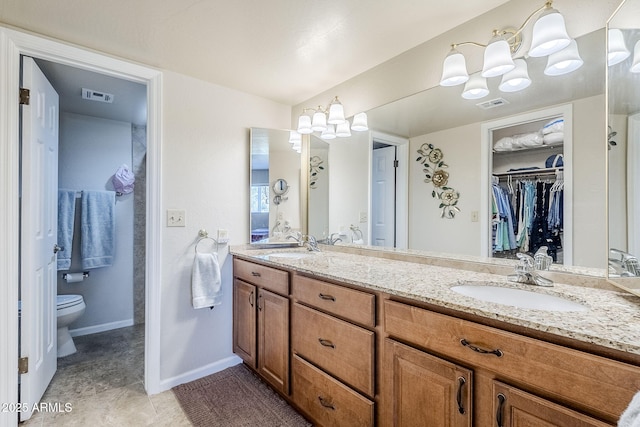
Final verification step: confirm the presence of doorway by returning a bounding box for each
[0,26,163,425]
[369,132,409,249]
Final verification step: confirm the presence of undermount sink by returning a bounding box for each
[450,284,588,312]
[266,251,317,259]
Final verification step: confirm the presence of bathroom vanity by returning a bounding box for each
[231,245,640,426]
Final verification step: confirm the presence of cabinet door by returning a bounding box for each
[385,339,472,427]
[258,288,290,395]
[492,381,612,427]
[233,279,257,369]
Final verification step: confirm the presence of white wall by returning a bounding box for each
[608,114,628,251]
[269,144,302,235]
[57,112,134,333]
[159,70,291,385]
[408,95,606,268]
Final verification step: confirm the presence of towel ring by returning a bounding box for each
[195,237,218,254]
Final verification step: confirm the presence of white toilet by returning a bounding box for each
[56,294,86,357]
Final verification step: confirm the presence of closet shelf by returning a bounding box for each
[493,143,563,155]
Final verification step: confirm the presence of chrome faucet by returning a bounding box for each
[286,232,320,252]
[609,248,639,277]
[286,231,304,246]
[326,233,342,245]
[305,235,320,252]
[508,252,553,287]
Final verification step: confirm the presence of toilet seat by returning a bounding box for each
[57,294,84,310]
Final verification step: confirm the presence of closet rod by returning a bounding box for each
[493,167,562,178]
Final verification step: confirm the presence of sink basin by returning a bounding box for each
[266,251,317,259]
[450,285,588,312]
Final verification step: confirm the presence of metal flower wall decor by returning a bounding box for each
[416,143,460,219]
[309,155,324,189]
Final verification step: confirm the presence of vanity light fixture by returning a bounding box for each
[439,0,575,99]
[289,130,302,153]
[632,41,640,73]
[608,29,630,67]
[544,39,583,76]
[295,96,368,141]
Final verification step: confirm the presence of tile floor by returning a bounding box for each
[20,324,191,426]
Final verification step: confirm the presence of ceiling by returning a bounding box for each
[0,0,510,107]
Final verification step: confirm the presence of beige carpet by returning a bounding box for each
[173,363,311,427]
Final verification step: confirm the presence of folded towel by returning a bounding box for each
[619,391,640,427]
[192,252,223,309]
[57,189,77,270]
[81,190,115,269]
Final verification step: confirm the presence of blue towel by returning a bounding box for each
[57,189,77,270]
[81,190,115,269]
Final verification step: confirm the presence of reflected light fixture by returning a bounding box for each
[294,96,369,141]
[631,41,640,73]
[439,0,574,99]
[608,29,630,67]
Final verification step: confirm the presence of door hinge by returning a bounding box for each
[18,357,28,374]
[19,88,30,105]
[393,159,399,168]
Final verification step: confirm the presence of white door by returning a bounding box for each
[19,56,59,421]
[371,145,396,247]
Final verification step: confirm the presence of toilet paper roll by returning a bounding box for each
[64,273,84,283]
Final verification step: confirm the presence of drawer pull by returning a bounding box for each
[318,293,336,302]
[460,339,503,357]
[318,396,335,410]
[257,294,263,311]
[249,290,254,307]
[318,338,336,349]
[251,271,261,277]
[496,393,506,427]
[456,377,466,414]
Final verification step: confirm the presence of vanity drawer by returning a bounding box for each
[233,258,289,295]
[384,300,640,422]
[292,274,375,327]
[292,355,374,427]
[292,303,375,397]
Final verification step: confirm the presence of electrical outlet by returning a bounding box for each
[359,211,368,223]
[167,209,186,227]
[217,229,229,244]
[471,211,479,222]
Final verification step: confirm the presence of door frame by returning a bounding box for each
[369,131,409,249]
[0,25,163,425]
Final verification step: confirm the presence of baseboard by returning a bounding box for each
[69,319,134,337]
[155,355,242,393]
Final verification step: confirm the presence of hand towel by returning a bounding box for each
[57,189,77,270]
[81,190,115,270]
[619,391,640,427]
[191,252,222,309]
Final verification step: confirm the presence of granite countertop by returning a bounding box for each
[231,245,640,358]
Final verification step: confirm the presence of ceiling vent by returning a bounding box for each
[82,88,114,103]
[476,98,509,110]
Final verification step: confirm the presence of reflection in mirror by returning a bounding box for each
[608,0,640,295]
[310,28,607,273]
[250,128,302,243]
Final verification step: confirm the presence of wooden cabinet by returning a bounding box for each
[291,273,375,426]
[383,299,640,426]
[492,381,612,427]
[232,258,290,395]
[384,338,472,427]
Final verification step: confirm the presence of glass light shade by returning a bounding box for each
[439,49,469,86]
[462,73,489,100]
[499,59,531,92]
[321,124,336,140]
[631,41,640,73]
[311,110,327,132]
[351,112,369,131]
[289,130,301,144]
[327,101,345,124]
[608,29,630,67]
[297,115,313,134]
[544,39,583,76]
[481,37,515,78]
[291,139,302,153]
[528,8,571,57]
[335,120,352,137]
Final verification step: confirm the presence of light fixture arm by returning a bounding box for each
[449,0,554,54]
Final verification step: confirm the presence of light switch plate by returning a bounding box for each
[217,229,229,244]
[167,209,186,227]
[359,211,368,223]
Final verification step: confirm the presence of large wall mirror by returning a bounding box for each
[608,0,640,295]
[249,2,621,280]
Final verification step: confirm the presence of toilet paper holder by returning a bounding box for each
[62,271,90,282]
